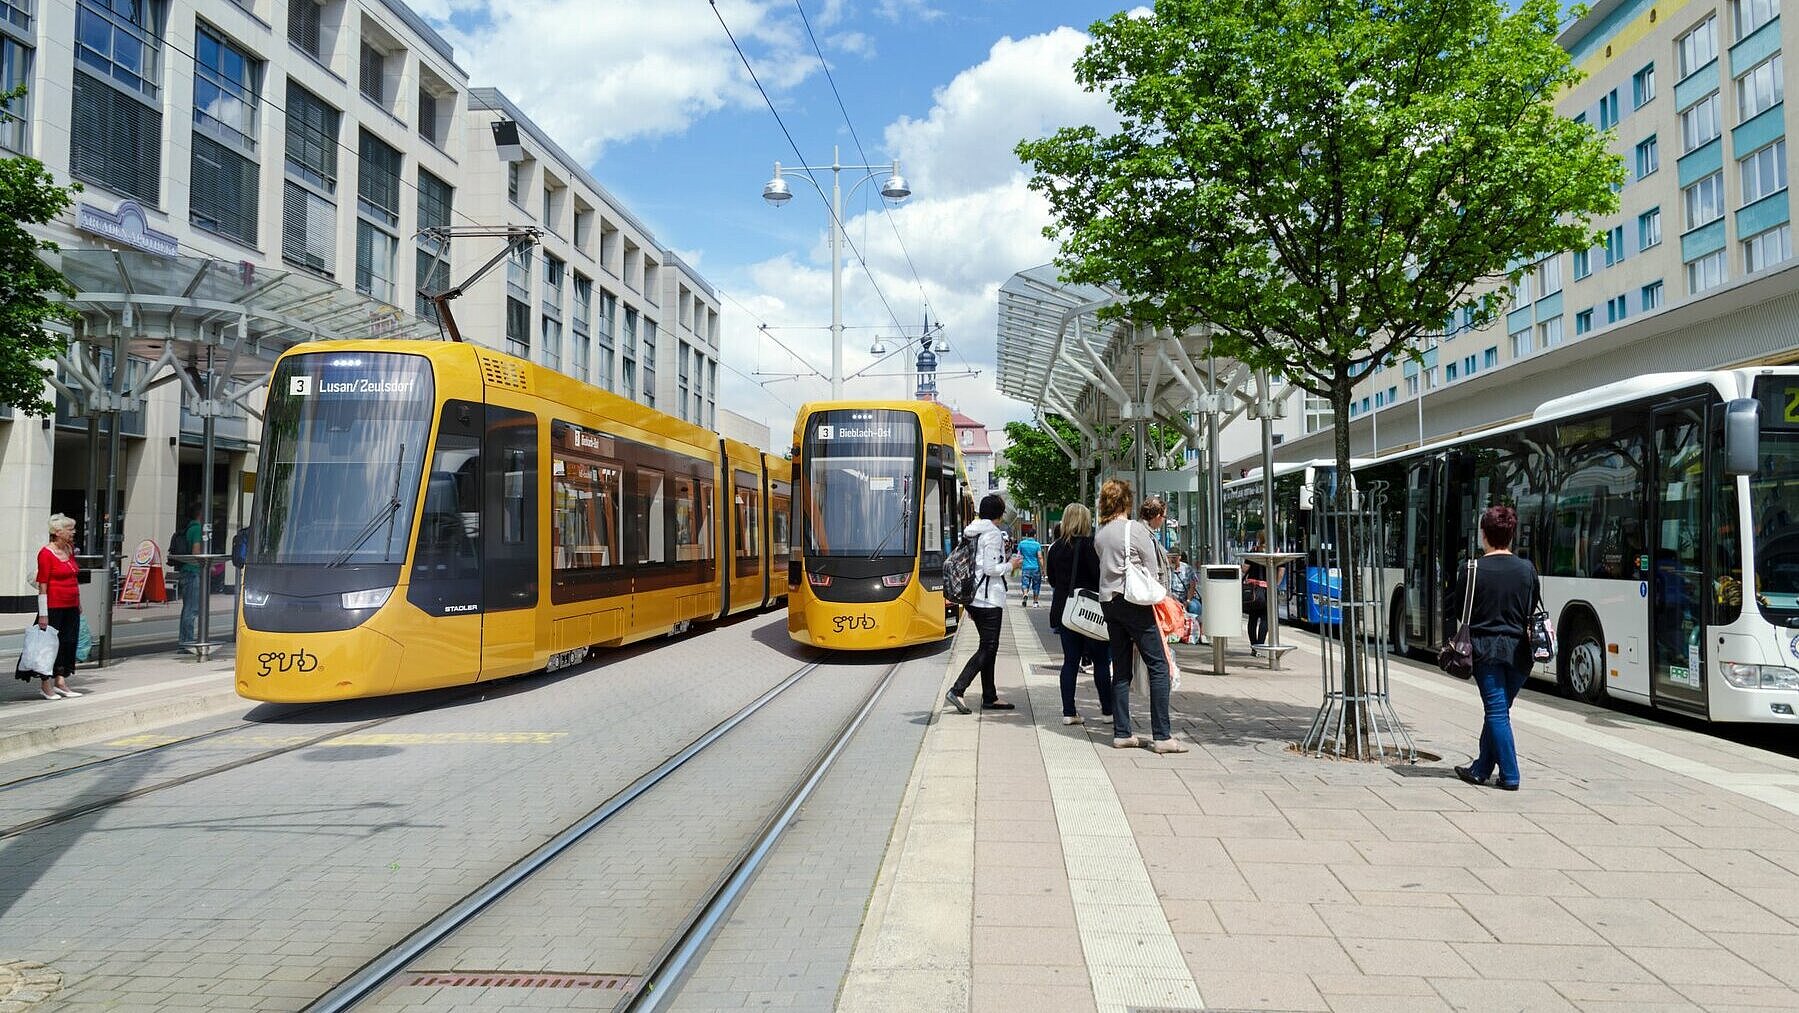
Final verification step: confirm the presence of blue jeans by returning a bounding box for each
[1468,660,1529,786]
[1020,570,1042,599]
[1101,597,1172,741]
[1057,626,1113,717]
[179,570,201,647]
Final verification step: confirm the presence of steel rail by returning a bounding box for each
[619,653,905,1012]
[304,655,837,1013]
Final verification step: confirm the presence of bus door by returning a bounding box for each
[1649,401,1708,715]
[480,405,540,678]
[1439,450,1479,634]
[1401,458,1435,647]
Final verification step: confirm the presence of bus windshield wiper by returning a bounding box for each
[329,442,406,568]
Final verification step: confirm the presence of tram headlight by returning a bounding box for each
[1720,662,1799,690]
[242,588,270,607]
[341,586,394,610]
[882,574,910,587]
[806,572,832,588]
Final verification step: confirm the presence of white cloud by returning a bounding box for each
[420,0,817,161]
[715,27,1118,436]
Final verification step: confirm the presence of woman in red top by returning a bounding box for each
[31,514,84,699]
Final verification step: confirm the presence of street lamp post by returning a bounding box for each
[763,147,912,399]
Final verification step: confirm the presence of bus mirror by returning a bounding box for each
[1724,398,1760,477]
[1299,484,1314,511]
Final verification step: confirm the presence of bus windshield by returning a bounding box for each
[1751,432,1799,620]
[253,352,434,566]
[803,410,921,558]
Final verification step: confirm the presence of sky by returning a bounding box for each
[406,0,1130,445]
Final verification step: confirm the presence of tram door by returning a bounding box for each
[481,405,540,678]
[1650,401,1708,714]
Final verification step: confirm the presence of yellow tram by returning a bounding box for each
[787,400,971,650]
[237,340,790,702]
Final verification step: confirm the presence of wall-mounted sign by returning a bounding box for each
[75,199,179,258]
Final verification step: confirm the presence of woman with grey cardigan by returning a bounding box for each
[1094,479,1186,753]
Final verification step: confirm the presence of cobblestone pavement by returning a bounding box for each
[844,600,1799,1013]
[0,611,839,1010]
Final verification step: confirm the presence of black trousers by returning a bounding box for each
[49,606,80,679]
[951,605,1003,704]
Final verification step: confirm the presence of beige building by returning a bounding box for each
[0,0,722,612]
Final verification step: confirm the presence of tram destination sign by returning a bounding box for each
[1755,376,1799,430]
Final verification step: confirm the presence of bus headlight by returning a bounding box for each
[242,589,270,607]
[1720,662,1799,690]
[341,586,394,610]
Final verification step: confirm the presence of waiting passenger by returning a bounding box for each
[1046,502,1111,725]
[944,494,1016,715]
[1097,480,1185,754]
[1451,505,1541,792]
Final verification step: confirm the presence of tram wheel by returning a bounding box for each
[1561,623,1608,704]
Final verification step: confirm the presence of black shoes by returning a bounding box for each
[1454,764,1488,786]
[982,700,1016,710]
[1496,781,1521,791]
[944,690,970,714]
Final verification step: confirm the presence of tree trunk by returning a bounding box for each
[1330,370,1367,756]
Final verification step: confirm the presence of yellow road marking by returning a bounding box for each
[106,731,569,748]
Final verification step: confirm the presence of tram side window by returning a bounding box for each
[771,490,792,558]
[632,468,667,564]
[483,407,538,610]
[673,473,714,562]
[1545,423,1647,580]
[409,400,483,613]
[734,471,759,560]
[551,455,621,572]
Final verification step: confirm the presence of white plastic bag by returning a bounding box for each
[19,624,59,677]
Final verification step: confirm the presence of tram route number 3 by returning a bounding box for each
[256,649,319,678]
[832,614,877,634]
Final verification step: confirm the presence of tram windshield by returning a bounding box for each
[803,409,921,558]
[253,352,434,566]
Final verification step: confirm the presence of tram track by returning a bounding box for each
[303,649,908,1012]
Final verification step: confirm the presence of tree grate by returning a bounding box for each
[405,971,639,990]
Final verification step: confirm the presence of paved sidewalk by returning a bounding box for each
[843,606,1799,1013]
[0,647,238,764]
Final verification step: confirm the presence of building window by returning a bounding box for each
[1741,139,1788,204]
[1681,92,1720,153]
[1405,375,1419,397]
[1573,247,1591,279]
[1606,293,1629,323]
[1598,89,1620,130]
[1510,327,1532,358]
[1604,225,1626,266]
[282,82,338,275]
[1638,207,1662,250]
[542,253,564,314]
[507,161,522,206]
[1540,315,1565,348]
[415,168,453,318]
[71,1,166,204]
[76,0,163,98]
[0,32,29,153]
[505,297,529,358]
[595,289,617,392]
[506,243,531,302]
[1737,54,1783,123]
[1635,135,1659,179]
[1,0,32,33]
[541,316,561,370]
[288,0,322,59]
[571,273,593,382]
[1745,223,1793,271]
[1483,347,1499,369]
[1735,0,1780,39]
[358,40,385,106]
[642,319,657,407]
[1688,248,1728,293]
[1684,170,1725,228]
[355,219,397,303]
[1633,63,1656,107]
[1677,15,1718,79]
[417,86,442,147]
[1374,391,1386,409]
[189,26,260,246]
[1512,270,1533,308]
[1642,279,1665,310]
[1445,362,1459,382]
[1462,354,1478,376]
[1574,309,1593,335]
[1537,255,1562,296]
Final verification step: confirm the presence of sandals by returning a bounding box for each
[1112,735,1142,749]
[1149,738,1190,754]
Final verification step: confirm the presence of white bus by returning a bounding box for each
[1227,369,1799,725]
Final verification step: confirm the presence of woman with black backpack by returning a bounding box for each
[944,494,1016,715]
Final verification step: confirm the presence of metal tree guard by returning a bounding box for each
[1301,483,1417,762]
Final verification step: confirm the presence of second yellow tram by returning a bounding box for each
[788,400,971,649]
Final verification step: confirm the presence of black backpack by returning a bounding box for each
[170,527,191,556]
[943,534,979,605]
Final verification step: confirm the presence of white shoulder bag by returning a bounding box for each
[1123,523,1167,606]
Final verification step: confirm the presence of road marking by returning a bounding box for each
[1009,620,1205,1013]
[107,731,569,748]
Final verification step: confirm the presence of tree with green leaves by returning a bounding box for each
[997,416,1087,515]
[1019,0,1623,753]
[0,86,79,414]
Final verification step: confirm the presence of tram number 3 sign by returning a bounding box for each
[832,614,877,634]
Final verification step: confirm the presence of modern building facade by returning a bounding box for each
[0,0,723,611]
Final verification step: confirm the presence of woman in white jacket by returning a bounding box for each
[944,494,1017,714]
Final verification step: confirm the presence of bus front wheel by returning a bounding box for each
[1561,622,1608,704]
[1388,593,1408,657]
